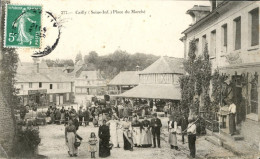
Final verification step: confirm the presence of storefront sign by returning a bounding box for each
[28,89,47,95]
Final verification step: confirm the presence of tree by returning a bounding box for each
[0,0,18,156]
[86,51,98,64]
[0,47,19,156]
[179,39,212,115]
[75,52,82,64]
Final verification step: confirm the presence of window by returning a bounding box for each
[39,82,42,88]
[249,8,259,46]
[76,88,81,93]
[50,84,53,89]
[221,24,228,53]
[66,93,69,101]
[49,94,53,102]
[210,30,216,57]
[29,82,32,88]
[195,38,199,55]
[234,17,241,50]
[21,85,24,90]
[222,24,228,46]
[202,35,207,51]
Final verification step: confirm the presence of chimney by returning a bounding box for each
[136,65,140,71]
[186,5,210,24]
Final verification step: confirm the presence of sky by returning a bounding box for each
[11,0,210,62]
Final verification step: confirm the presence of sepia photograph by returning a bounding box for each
[0,0,259,158]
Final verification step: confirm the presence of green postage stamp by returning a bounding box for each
[5,5,42,48]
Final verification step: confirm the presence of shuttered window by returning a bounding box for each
[250,8,259,46]
[234,17,241,50]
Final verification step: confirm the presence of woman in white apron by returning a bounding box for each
[106,115,121,148]
[168,116,179,150]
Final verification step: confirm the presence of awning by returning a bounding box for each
[114,84,181,100]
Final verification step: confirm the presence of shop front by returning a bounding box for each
[19,89,48,107]
[218,63,260,146]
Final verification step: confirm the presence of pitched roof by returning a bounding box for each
[115,84,181,100]
[140,56,184,74]
[108,71,139,86]
[16,62,74,83]
[77,71,104,80]
[186,5,210,14]
[182,1,229,34]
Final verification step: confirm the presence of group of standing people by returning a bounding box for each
[167,114,197,158]
[106,113,162,152]
[62,102,198,159]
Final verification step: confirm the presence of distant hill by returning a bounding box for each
[45,50,160,80]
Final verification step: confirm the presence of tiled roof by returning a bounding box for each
[16,62,74,83]
[115,84,181,100]
[108,71,139,86]
[140,56,184,74]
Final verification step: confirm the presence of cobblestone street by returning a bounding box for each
[38,118,236,159]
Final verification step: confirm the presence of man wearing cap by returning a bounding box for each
[187,117,196,158]
[150,113,162,148]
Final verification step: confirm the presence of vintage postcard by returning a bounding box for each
[0,0,259,158]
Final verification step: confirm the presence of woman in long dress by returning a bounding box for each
[106,115,120,148]
[65,120,77,157]
[98,120,111,158]
[141,116,152,147]
[123,105,128,118]
[131,116,142,147]
[168,116,179,150]
[122,117,133,151]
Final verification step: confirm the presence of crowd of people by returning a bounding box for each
[60,100,198,159]
[18,98,197,158]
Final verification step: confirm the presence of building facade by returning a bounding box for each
[66,60,107,105]
[15,61,74,107]
[74,71,107,96]
[181,1,259,146]
[118,56,184,101]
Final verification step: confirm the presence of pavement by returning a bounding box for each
[38,117,238,159]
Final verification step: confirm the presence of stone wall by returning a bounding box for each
[0,91,15,157]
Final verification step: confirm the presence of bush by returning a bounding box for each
[14,127,41,158]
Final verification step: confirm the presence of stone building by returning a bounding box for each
[181,1,259,147]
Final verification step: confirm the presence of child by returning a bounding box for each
[88,132,98,158]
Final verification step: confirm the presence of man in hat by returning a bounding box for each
[150,113,162,148]
[78,106,84,126]
[187,117,196,158]
[228,100,236,135]
[71,113,79,131]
